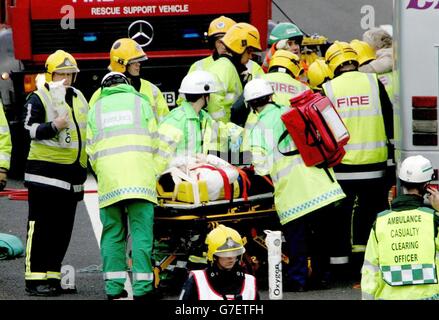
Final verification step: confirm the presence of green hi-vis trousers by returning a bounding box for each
[100,199,154,297]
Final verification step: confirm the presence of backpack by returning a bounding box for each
[278,90,350,169]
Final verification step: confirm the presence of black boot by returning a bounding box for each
[26,283,59,297]
[107,289,128,300]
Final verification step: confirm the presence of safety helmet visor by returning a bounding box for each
[214,247,246,258]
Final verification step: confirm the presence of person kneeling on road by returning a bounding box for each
[179,224,259,300]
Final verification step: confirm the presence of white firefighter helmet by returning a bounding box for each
[178,70,218,94]
[243,78,274,103]
[398,155,434,183]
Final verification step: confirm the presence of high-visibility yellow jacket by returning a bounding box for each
[0,100,11,171]
[361,194,439,300]
[249,103,345,225]
[263,71,309,107]
[86,84,159,208]
[156,101,242,174]
[323,71,388,180]
[89,79,169,123]
[23,84,88,192]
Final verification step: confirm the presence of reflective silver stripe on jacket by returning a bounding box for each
[132,272,154,281]
[25,173,71,190]
[103,271,127,280]
[209,121,219,147]
[0,154,10,162]
[362,292,374,300]
[323,73,382,118]
[24,104,39,139]
[151,84,158,121]
[89,128,149,145]
[210,109,226,120]
[187,120,197,153]
[89,145,156,161]
[344,141,387,151]
[330,256,349,264]
[0,125,9,134]
[362,259,380,273]
[335,170,385,180]
[271,156,303,184]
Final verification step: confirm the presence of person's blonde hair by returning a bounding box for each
[362,27,392,50]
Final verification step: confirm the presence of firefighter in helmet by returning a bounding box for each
[244,78,345,291]
[87,71,162,300]
[22,50,88,296]
[188,16,264,83]
[188,16,236,73]
[262,22,304,73]
[179,224,259,300]
[207,22,262,125]
[89,38,169,123]
[361,155,439,300]
[322,41,393,280]
[156,70,242,174]
[264,49,309,106]
[307,59,333,91]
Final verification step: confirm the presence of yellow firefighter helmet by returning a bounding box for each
[221,22,262,54]
[45,50,79,83]
[205,224,246,262]
[108,38,148,73]
[208,16,237,37]
[350,39,376,66]
[269,49,303,78]
[307,59,334,90]
[325,41,358,74]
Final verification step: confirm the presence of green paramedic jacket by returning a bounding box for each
[86,84,159,208]
[156,100,242,175]
[89,79,169,123]
[361,194,439,300]
[248,103,345,225]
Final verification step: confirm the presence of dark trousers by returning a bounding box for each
[25,184,78,287]
[282,205,332,286]
[330,178,389,274]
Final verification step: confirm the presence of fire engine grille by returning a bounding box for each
[31,13,249,55]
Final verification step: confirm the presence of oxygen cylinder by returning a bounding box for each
[265,230,283,300]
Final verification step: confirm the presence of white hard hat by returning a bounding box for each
[398,155,434,183]
[243,78,274,102]
[179,70,217,94]
[101,71,129,88]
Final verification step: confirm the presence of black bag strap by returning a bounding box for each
[277,129,299,156]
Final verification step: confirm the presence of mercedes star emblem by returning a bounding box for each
[128,20,154,48]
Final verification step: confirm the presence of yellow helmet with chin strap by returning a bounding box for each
[221,22,262,55]
[307,59,333,90]
[205,224,246,262]
[45,50,79,83]
[268,49,303,78]
[349,39,376,66]
[108,38,148,73]
[207,16,236,38]
[325,41,358,74]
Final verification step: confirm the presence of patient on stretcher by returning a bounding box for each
[157,154,274,204]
